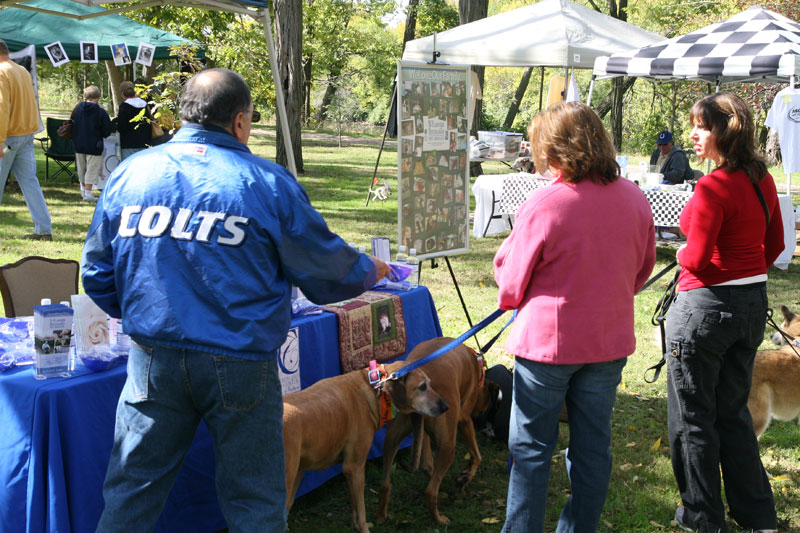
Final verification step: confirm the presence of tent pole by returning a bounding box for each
[538,67,544,111]
[587,75,596,106]
[257,7,298,177]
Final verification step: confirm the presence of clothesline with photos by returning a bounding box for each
[43,39,156,68]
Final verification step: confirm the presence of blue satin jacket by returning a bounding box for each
[81,124,377,360]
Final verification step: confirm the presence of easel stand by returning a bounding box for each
[364,83,396,208]
[421,256,484,353]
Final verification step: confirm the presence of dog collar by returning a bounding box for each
[474,352,486,388]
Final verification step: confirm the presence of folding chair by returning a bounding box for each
[36,118,78,183]
[0,256,79,317]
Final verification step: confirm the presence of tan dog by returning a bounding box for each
[374,337,493,526]
[748,305,800,438]
[283,360,448,533]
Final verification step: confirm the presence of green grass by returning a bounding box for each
[2,122,799,532]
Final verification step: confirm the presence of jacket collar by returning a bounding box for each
[170,123,252,154]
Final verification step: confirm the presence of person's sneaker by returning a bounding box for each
[674,506,694,531]
[82,190,98,202]
[22,233,52,241]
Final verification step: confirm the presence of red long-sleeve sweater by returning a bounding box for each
[677,167,784,290]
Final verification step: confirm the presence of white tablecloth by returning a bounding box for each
[472,174,511,237]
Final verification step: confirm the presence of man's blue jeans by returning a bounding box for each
[96,341,287,533]
[503,356,627,533]
[0,134,52,235]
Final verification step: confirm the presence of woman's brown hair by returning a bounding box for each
[527,102,619,185]
[689,92,767,183]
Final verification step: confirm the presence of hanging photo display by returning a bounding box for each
[44,41,69,67]
[110,42,131,66]
[397,61,470,260]
[80,41,98,64]
[135,42,155,67]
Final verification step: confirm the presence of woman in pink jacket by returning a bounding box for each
[495,102,656,533]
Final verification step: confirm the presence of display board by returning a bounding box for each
[397,61,470,260]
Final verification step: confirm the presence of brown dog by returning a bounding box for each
[374,337,493,526]
[282,360,448,533]
[748,305,800,438]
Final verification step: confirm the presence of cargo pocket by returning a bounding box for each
[667,341,698,391]
[214,356,269,411]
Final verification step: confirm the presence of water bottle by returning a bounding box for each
[395,245,408,264]
[358,245,367,254]
[407,248,420,288]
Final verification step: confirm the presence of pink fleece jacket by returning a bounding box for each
[494,177,656,364]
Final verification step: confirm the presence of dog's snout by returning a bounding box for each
[433,399,449,417]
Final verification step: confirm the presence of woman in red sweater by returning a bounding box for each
[666,92,783,533]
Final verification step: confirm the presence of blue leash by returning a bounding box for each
[382,308,514,383]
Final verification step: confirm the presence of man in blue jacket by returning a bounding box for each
[83,68,389,532]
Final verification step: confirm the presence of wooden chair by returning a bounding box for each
[0,256,79,317]
[36,117,78,183]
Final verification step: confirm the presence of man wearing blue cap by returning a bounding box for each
[649,130,693,184]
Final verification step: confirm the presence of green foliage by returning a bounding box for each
[415,0,459,35]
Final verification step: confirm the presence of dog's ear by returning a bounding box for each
[780,305,795,323]
[384,376,408,409]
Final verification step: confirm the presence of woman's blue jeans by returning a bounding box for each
[503,356,627,533]
[96,341,287,533]
[666,284,776,532]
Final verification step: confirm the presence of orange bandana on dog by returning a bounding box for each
[378,389,397,429]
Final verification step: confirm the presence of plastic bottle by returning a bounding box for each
[348,242,357,249]
[407,248,420,288]
[358,245,366,254]
[395,245,408,264]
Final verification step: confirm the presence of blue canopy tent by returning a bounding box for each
[0,0,297,176]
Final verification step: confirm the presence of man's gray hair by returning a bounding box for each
[0,39,9,56]
[180,68,252,129]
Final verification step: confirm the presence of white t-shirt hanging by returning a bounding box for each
[765,87,800,175]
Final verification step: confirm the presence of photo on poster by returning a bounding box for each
[401,119,414,137]
[44,41,69,67]
[135,42,156,67]
[110,43,132,66]
[80,41,98,64]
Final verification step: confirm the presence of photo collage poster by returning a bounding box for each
[397,61,470,260]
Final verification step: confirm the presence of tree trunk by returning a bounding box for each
[610,76,624,150]
[315,76,338,124]
[105,60,123,115]
[274,0,304,173]
[502,67,533,131]
[594,76,636,119]
[765,128,781,166]
[403,0,419,47]
[460,0,489,176]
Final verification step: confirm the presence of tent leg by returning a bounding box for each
[587,75,596,107]
[258,8,298,178]
[538,67,544,111]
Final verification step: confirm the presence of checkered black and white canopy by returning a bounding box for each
[593,6,800,84]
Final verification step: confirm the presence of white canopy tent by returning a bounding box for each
[0,0,298,177]
[402,0,663,70]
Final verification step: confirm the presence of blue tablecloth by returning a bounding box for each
[0,286,442,533]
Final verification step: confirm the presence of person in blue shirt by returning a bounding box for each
[83,68,390,533]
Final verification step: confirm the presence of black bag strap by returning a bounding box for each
[752,180,770,227]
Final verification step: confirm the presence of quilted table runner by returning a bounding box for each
[324,291,407,373]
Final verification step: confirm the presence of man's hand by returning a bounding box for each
[370,255,391,280]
